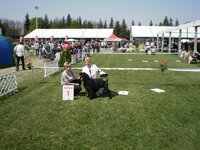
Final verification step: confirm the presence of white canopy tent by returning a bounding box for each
[130,26,175,39]
[130,24,200,53]
[130,26,200,39]
[157,19,200,53]
[24,28,114,40]
[54,29,71,38]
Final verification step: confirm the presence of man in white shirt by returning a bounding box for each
[82,57,106,79]
[14,41,25,71]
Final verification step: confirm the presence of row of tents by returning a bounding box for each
[24,28,127,42]
[64,34,127,42]
[24,26,200,42]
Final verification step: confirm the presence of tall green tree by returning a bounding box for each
[131,20,135,26]
[91,21,98,28]
[113,21,121,37]
[120,19,129,39]
[149,20,153,26]
[44,14,50,28]
[66,14,72,28]
[70,19,81,28]
[49,20,53,28]
[159,22,163,26]
[2,19,21,38]
[0,19,5,35]
[138,22,141,26]
[5,20,23,38]
[103,20,107,28]
[0,19,8,36]
[29,17,46,31]
[61,16,66,28]
[175,18,179,26]
[109,17,114,28]
[98,19,103,28]
[82,20,87,28]
[24,13,30,34]
[163,16,169,26]
[51,18,59,28]
[78,17,82,28]
[169,18,173,26]
[87,21,93,28]
[51,18,65,28]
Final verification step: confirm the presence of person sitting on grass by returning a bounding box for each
[61,62,82,96]
[188,50,197,64]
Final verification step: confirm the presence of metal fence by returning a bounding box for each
[0,71,18,97]
[44,60,59,77]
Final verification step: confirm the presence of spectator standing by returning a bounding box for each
[39,41,44,59]
[34,41,39,56]
[14,41,26,71]
[145,41,150,54]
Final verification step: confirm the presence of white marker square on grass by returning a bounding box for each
[142,60,148,62]
[151,88,165,93]
[118,91,129,95]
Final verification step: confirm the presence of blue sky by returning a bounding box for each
[0,0,199,26]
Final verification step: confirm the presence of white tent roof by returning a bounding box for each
[130,26,200,39]
[24,28,114,39]
[83,29,99,38]
[158,27,200,38]
[68,29,83,38]
[40,29,59,38]
[158,20,200,33]
[130,26,174,38]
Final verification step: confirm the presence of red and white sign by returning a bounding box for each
[62,85,74,100]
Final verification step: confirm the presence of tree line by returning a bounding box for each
[0,14,179,40]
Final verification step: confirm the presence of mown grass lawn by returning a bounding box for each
[1,54,200,149]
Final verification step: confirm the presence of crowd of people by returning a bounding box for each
[13,37,200,73]
[13,38,142,71]
[32,39,101,63]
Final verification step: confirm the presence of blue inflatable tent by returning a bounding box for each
[0,35,14,68]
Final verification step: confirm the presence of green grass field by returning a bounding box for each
[1,54,200,149]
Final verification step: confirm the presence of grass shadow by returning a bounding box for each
[79,92,87,96]
[0,86,28,101]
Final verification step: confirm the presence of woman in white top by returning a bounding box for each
[82,57,106,79]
